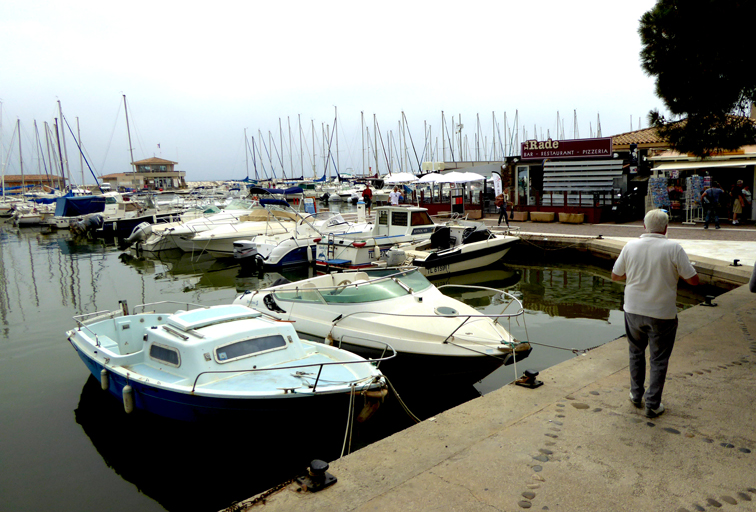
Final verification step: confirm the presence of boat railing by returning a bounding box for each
[73,301,208,346]
[189,341,397,393]
[328,285,526,345]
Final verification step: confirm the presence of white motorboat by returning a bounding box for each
[232,211,374,270]
[386,220,519,277]
[67,301,391,422]
[126,199,256,252]
[314,205,437,270]
[174,206,300,256]
[233,268,532,384]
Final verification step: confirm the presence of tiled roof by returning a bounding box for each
[131,157,178,165]
[2,175,65,182]
[101,173,133,178]
[611,126,668,147]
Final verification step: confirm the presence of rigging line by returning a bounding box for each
[390,132,403,173]
[495,118,505,158]
[444,116,456,162]
[401,112,421,174]
[259,133,276,180]
[98,100,123,173]
[246,136,259,180]
[33,123,50,182]
[325,116,339,177]
[270,135,286,180]
[126,99,148,159]
[254,136,268,180]
[62,115,100,186]
[298,121,314,171]
[374,119,392,174]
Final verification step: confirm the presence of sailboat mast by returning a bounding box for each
[311,119,316,178]
[244,128,249,179]
[57,100,71,187]
[334,107,339,177]
[76,117,84,187]
[361,111,365,177]
[288,116,293,177]
[54,119,66,186]
[17,119,24,193]
[43,122,58,189]
[373,114,378,176]
[123,95,136,173]
[298,114,303,176]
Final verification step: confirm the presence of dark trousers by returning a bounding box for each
[498,204,509,226]
[625,312,678,410]
[704,206,719,228]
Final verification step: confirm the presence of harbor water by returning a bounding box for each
[0,219,716,512]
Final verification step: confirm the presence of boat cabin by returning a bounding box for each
[370,206,435,238]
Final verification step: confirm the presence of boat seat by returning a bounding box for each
[96,335,120,353]
[350,271,369,282]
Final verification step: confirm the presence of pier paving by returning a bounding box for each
[229,218,756,512]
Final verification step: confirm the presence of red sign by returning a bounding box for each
[520,137,613,160]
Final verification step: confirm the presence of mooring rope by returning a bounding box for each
[384,376,422,424]
[340,383,356,458]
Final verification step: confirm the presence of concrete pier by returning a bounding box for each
[229,219,756,512]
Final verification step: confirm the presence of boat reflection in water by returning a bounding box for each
[74,375,350,511]
[118,249,314,293]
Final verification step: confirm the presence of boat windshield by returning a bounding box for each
[273,269,432,304]
[224,199,255,211]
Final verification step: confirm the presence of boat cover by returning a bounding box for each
[54,195,106,217]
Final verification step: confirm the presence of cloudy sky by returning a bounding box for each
[1,0,662,184]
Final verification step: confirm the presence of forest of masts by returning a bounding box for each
[2,98,627,187]
[243,108,607,182]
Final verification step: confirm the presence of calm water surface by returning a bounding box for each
[0,220,713,511]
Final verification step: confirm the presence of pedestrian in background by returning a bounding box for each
[731,180,745,225]
[611,209,699,418]
[495,193,510,228]
[701,181,723,229]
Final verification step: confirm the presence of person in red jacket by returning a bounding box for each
[361,184,373,216]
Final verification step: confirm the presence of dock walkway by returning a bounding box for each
[231,216,756,512]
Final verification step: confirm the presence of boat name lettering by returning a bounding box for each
[412,227,434,235]
[426,265,449,275]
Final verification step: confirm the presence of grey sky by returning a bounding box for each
[1,0,661,184]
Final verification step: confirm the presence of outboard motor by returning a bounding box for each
[70,214,104,236]
[233,240,265,274]
[382,247,406,267]
[124,222,153,246]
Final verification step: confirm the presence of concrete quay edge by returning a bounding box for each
[228,220,756,512]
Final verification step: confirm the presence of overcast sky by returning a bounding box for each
[1,0,662,184]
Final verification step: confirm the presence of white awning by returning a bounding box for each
[653,159,756,171]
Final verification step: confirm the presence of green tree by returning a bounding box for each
[639,0,756,156]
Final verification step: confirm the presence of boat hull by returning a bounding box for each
[72,344,373,422]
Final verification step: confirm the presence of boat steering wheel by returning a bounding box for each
[333,279,352,294]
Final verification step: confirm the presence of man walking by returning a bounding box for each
[701,181,723,229]
[611,209,699,418]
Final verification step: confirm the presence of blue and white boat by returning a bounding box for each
[232,211,373,270]
[66,301,390,422]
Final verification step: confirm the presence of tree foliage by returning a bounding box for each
[639,0,756,156]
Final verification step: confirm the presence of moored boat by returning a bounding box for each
[66,301,391,422]
[233,268,532,384]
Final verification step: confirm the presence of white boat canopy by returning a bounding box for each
[382,172,419,184]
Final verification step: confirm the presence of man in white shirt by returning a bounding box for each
[611,209,699,418]
[389,187,401,206]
